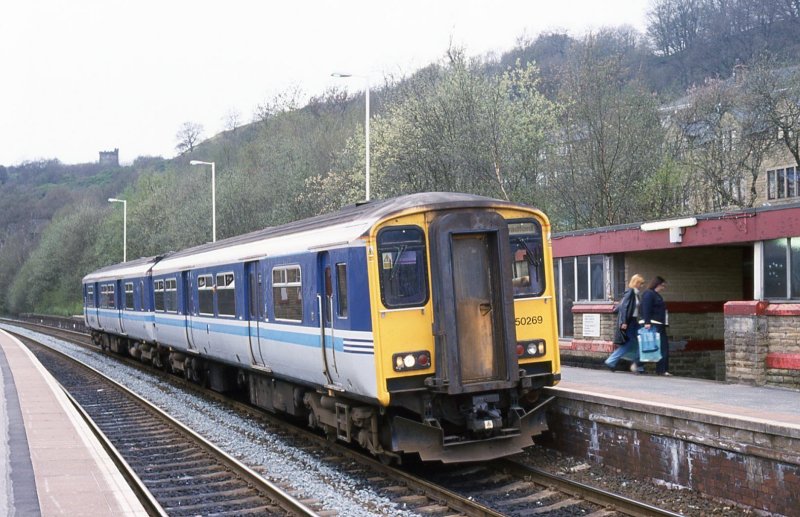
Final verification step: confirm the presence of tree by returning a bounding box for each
[673,77,773,211]
[549,34,665,229]
[175,122,204,154]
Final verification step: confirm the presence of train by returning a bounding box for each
[82,192,561,463]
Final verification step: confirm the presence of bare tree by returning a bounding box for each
[175,122,204,154]
[222,108,242,132]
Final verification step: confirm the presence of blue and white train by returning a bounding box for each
[83,192,561,463]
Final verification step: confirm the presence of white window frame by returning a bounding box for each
[272,265,302,322]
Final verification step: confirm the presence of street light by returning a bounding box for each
[108,198,127,262]
[189,160,216,242]
[332,72,370,201]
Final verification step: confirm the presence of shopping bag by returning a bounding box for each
[637,327,662,362]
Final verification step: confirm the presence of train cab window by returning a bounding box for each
[216,272,235,317]
[336,263,348,318]
[272,266,302,321]
[165,278,178,313]
[124,282,134,310]
[377,227,429,308]
[86,285,94,307]
[198,274,214,315]
[508,220,546,298]
[154,279,165,312]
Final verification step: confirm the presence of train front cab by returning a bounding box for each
[370,204,560,463]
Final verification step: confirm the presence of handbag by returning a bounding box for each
[637,327,662,362]
[612,327,627,345]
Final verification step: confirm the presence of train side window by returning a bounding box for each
[336,263,348,318]
[508,220,546,298]
[377,226,429,308]
[86,285,94,307]
[165,278,178,313]
[107,284,116,309]
[198,274,214,315]
[216,272,236,317]
[139,280,145,311]
[99,285,106,308]
[272,265,302,321]
[154,279,165,312]
[124,282,134,310]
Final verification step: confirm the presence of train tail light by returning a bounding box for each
[393,351,432,372]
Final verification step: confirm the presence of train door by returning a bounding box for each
[117,279,126,334]
[181,272,197,351]
[186,272,200,352]
[246,261,268,367]
[429,211,518,394]
[317,252,340,386]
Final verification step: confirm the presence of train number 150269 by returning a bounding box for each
[515,315,544,326]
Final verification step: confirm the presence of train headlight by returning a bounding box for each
[393,351,432,372]
[517,340,546,358]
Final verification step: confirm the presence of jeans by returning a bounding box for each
[605,321,642,371]
[654,324,669,374]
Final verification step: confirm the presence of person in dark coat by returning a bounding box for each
[641,276,670,376]
[604,274,645,373]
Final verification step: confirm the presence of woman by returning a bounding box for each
[641,276,670,376]
[604,274,645,373]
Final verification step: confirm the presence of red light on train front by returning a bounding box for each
[392,351,432,372]
[516,344,525,356]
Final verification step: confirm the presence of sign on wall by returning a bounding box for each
[582,313,601,337]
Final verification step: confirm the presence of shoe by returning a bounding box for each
[658,372,673,377]
[605,363,617,372]
[629,363,638,373]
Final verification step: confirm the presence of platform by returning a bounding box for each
[544,366,799,515]
[0,329,148,516]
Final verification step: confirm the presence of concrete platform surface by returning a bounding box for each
[0,329,148,516]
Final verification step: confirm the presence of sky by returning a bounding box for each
[0,0,651,167]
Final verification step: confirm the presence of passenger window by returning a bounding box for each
[216,272,236,317]
[107,284,116,309]
[165,278,178,313]
[154,280,165,312]
[508,220,545,298]
[86,285,94,307]
[336,263,348,318]
[377,227,428,308]
[272,266,302,321]
[124,282,134,310]
[198,274,214,315]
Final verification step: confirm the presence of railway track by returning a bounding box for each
[5,318,685,517]
[13,333,318,517]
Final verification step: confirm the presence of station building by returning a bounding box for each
[551,200,800,390]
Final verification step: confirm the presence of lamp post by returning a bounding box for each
[332,72,370,201]
[108,198,127,262]
[189,160,216,242]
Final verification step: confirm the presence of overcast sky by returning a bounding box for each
[0,0,650,166]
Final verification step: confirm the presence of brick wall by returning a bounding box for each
[724,302,800,389]
[625,247,744,302]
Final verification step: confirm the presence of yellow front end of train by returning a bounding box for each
[365,201,560,463]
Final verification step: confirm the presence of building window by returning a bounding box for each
[763,237,800,299]
[554,254,607,337]
[767,166,799,200]
[377,227,429,308]
[272,266,302,321]
[336,263,348,318]
[198,274,214,315]
[216,272,235,317]
[124,282,134,310]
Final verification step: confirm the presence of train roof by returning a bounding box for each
[86,192,533,278]
[83,255,164,283]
